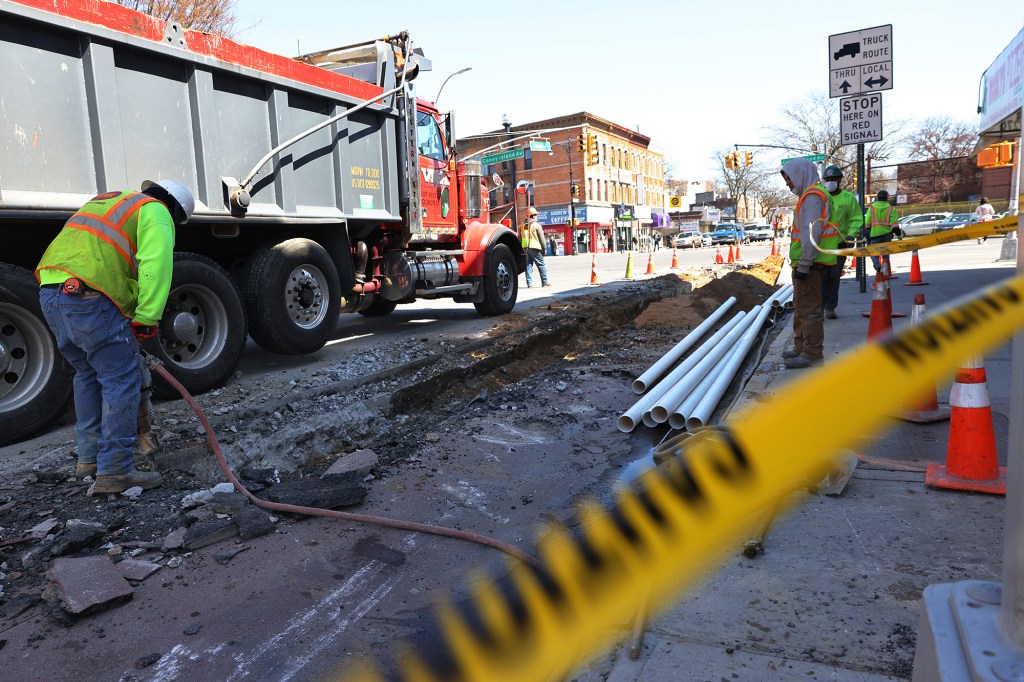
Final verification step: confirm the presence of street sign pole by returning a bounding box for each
[856,143,866,293]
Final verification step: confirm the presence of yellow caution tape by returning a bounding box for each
[823,214,1019,258]
[348,272,1024,682]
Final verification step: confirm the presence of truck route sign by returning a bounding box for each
[828,25,893,98]
[839,94,883,145]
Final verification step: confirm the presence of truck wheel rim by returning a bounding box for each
[0,304,56,411]
[285,265,328,329]
[159,284,229,369]
[496,260,514,302]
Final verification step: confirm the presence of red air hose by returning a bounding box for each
[148,359,539,568]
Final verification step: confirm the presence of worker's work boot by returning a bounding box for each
[784,355,824,370]
[75,462,97,478]
[91,470,163,495]
[825,309,838,319]
[781,346,801,359]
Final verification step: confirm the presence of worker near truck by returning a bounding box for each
[521,207,551,287]
[820,165,864,319]
[863,190,900,273]
[780,158,837,369]
[35,180,195,495]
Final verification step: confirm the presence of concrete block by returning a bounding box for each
[119,559,162,582]
[47,556,133,615]
[321,448,378,478]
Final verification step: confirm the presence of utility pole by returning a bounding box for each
[501,114,518,230]
[857,143,866,293]
[567,136,577,256]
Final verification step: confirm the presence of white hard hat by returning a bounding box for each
[142,179,195,224]
[527,206,538,216]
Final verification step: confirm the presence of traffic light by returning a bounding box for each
[587,135,599,165]
[570,183,580,198]
[725,152,736,169]
[577,134,587,153]
[744,151,753,166]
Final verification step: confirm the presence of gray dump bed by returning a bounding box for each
[0,1,411,223]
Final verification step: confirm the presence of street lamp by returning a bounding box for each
[552,139,578,256]
[434,67,471,106]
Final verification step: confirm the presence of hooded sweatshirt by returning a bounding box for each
[781,158,829,273]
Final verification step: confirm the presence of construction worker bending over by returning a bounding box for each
[863,190,899,273]
[36,180,194,495]
[521,206,551,288]
[820,165,863,319]
[780,158,838,369]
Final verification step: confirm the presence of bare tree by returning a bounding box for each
[905,116,978,160]
[765,91,906,177]
[116,0,238,36]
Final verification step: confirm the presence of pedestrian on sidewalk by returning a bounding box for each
[863,190,899,273]
[976,196,995,244]
[35,179,194,494]
[521,206,550,287]
[820,165,863,319]
[781,158,838,369]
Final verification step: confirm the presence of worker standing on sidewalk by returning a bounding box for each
[780,158,838,369]
[35,179,194,495]
[864,190,900,273]
[820,165,863,319]
[521,206,551,288]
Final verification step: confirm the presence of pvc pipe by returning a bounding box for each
[617,311,747,432]
[685,292,784,430]
[650,308,758,424]
[669,342,742,429]
[631,297,737,394]
[636,311,748,428]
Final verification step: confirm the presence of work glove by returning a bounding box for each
[131,321,157,340]
[792,269,809,281]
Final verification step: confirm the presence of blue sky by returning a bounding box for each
[234,0,1023,180]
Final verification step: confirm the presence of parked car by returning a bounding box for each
[711,224,746,245]
[933,213,978,232]
[671,229,703,249]
[746,225,774,242]
[898,213,951,238]
[701,232,713,247]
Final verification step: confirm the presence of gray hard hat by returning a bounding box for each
[142,179,195,224]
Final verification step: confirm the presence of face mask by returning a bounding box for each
[824,181,839,192]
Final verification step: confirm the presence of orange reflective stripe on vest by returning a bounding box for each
[63,193,153,271]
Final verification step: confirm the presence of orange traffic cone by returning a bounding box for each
[770,239,778,257]
[714,247,724,264]
[646,253,656,275]
[861,260,905,318]
[925,356,1005,495]
[727,245,735,264]
[670,249,679,269]
[898,295,951,423]
[734,242,742,260]
[589,254,599,285]
[904,250,928,286]
[865,268,893,339]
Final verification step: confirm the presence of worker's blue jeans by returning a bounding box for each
[524,248,549,287]
[39,288,140,476]
[868,231,894,272]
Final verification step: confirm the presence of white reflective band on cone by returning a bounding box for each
[950,382,992,409]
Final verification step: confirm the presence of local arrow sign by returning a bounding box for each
[828,24,893,98]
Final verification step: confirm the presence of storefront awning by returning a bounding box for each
[650,213,671,228]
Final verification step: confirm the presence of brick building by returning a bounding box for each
[457,112,667,254]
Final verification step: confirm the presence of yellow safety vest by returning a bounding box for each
[790,184,840,267]
[866,201,898,238]
[521,220,543,250]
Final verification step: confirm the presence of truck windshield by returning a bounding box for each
[417,112,446,161]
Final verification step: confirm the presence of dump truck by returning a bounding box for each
[0,0,525,443]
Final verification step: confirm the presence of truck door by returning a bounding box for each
[416,111,458,238]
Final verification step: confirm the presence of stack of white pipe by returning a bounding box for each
[618,285,793,433]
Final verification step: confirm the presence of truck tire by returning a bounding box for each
[242,238,341,355]
[356,295,397,317]
[0,264,74,445]
[474,244,518,316]
[142,253,247,398]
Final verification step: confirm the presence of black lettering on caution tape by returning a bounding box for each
[881,284,1022,368]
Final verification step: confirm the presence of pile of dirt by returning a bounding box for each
[634,260,784,330]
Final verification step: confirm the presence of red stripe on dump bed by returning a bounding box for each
[11,0,384,101]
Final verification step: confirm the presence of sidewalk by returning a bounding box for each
[575,240,1016,681]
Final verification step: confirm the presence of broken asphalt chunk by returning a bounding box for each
[47,556,133,615]
[118,559,162,582]
[263,474,367,509]
[182,518,239,551]
[321,448,378,479]
[233,508,275,540]
[49,520,106,557]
